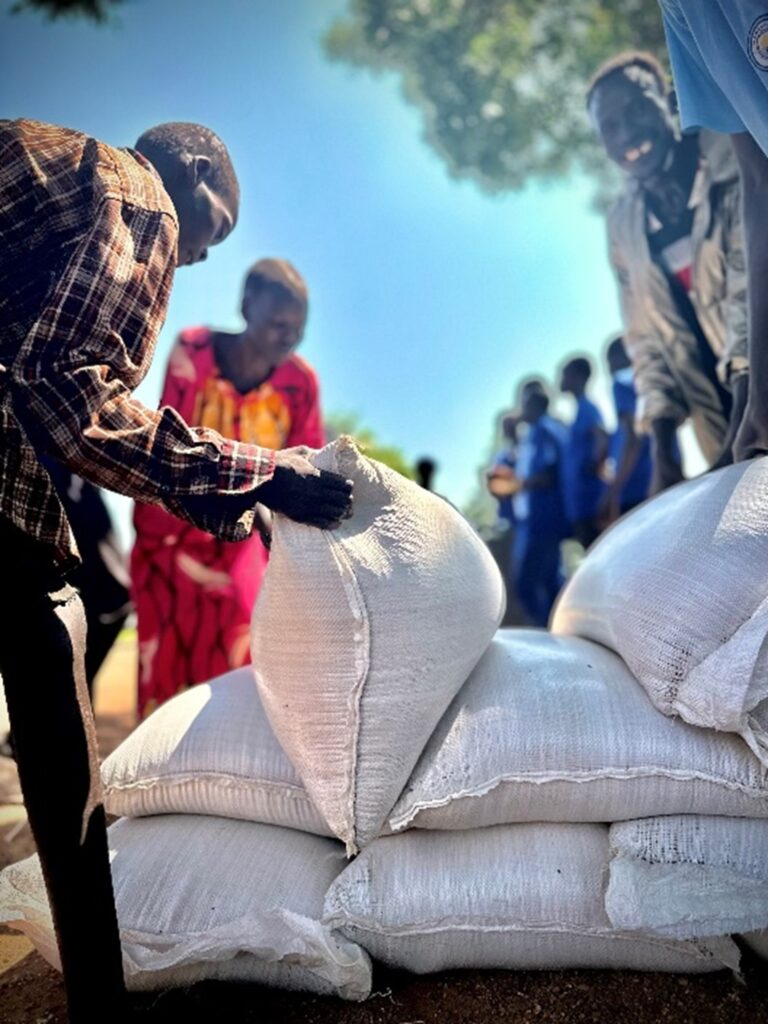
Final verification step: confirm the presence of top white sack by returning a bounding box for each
[251,438,506,852]
[552,460,768,762]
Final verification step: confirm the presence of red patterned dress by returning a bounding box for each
[132,327,324,718]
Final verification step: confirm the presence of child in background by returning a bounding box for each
[560,357,609,549]
[132,259,325,718]
[602,337,654,522]
[511,389,569,627]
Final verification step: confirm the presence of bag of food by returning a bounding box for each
[552,461,768,763]
[102,667,330,836]
[251,437,505,851]
[0,815,371,1000]
[606,815,768,939]
[391,630,768,832]
[324,823,738,974]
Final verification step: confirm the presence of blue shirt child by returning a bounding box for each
[563,396,606,524]
[610,369,653,510]
[513,414,569,537]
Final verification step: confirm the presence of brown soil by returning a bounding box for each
[1,636,767,1024]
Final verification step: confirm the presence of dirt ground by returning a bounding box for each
[1,636,767,1024]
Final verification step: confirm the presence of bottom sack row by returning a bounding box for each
[3,814,767,1001]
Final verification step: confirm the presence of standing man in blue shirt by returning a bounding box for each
[560,357,609,549]
[602,336,654,522]
[512,388,569,627]
[658,0,768,460]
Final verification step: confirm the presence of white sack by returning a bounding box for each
[551,461,768,762]
[390,630,768,833]
[102,667,330,836]
[251,437,505,852]
[606,815,768,940]
[0,816,371,1000]
[323,824,738,974]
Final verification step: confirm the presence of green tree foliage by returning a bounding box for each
[9,0,121,20]
[326,412,415,479]
[325,0,667,193]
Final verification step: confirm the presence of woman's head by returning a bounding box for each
[241,259,309,363]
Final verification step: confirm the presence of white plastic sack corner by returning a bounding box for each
[606,815,768,940]
[0,816,371,1000]
[102,667,331,836]
[323,824,739,974]
[251,437,505,852]
[552,460,768,762]
[390,630,768,832]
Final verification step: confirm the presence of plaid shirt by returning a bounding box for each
[0,119,275,572]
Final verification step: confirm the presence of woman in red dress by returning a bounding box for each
[132,259,324,718]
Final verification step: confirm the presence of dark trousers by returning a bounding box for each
[0,522,127,1021]
[513,526,564,628]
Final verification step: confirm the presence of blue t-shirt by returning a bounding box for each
[659,0,768,158]
[513,415,568,537]
[563,396,606,522]
[610,371,652,509]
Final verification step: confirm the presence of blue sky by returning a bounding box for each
[1,0,699,541]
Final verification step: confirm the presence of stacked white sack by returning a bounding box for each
[102,666,332,836]
[390,630,768,833]
[0,816,371,1000]
[551,460,768,763]
[251,436,505,852]
[606,816,768,941]
[323,824,739,973]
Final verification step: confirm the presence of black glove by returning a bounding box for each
[256,450,353,529]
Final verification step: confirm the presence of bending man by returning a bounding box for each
[0,118,351,1022]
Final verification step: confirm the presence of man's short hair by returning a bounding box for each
[564,356,593,381]
[586,50,669,109]
[243,258,308,308]
[135,122,239,205]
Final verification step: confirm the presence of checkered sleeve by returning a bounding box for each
[11,192,275,542]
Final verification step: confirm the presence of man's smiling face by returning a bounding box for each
[589,66,678,182]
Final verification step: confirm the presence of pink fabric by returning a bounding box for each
[132,327,324,718]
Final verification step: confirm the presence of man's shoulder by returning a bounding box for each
[1,118,87,147]
[1,118,176,221]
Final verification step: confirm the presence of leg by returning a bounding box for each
[540,538,565,622]
[0,537,127,1021]
[514,528,549,628]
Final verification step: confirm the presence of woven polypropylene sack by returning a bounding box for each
[552,461,768,762]
[251,438,505,852]
[0,816,371,1000]
[102,667,330,835]
[390,630,768,833]
[323,824,738,973]
[606,815,768,940]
